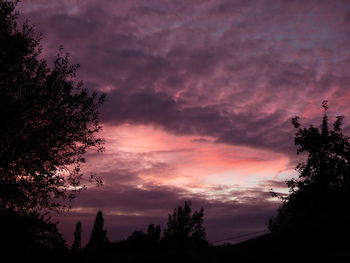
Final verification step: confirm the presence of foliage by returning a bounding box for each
[86,211,109,251]
[0,0,105,212]
[269,101,350,237]
[163,200,208,251]
[72,221,82,251]
[147,223,161,243]
[0,208,67,257]
[126,224,161,246]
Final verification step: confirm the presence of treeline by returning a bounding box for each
[0,201,210,262]
[70,201,208,262]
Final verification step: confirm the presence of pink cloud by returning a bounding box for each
[16,0,350,243]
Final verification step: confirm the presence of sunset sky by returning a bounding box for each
[18,0,350,244]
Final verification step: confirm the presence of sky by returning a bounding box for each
[18,0,350,245]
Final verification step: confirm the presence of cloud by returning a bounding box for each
[55,182,280,244]
[17,0,350,244]
[19,1,350,152]
[54,137,285,244]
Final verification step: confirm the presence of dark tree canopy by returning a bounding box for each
[147,223,161,243]
[86,211,108,251]
[0,209,67,257]
[125,224,161,247]
[269,101,350,239]
[72,221,82,251]
[163,200,208,250]
[0,0,105,212]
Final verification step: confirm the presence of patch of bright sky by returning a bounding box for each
[92,124,293,199]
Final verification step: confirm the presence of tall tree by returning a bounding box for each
[163,201,207,250]
[86,211,108,250]
[269,101,350,242]
[71,221,82,251]
[0,0,105,212]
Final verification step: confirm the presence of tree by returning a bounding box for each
[147,223,161,243]
[125,224,161,247]
[71,221,82,251]
[163,201,208,251]
[0,209,67,258]
[0,1,105,212]
[86,211,108,251]
[269,101,350,244]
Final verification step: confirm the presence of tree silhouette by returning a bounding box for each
[0,1,105,212]
[0,209,67,258]
[125,224,161,247]
[163,201,208,252]
[147,223,161,243]
[71,221,82,251]
[269,101,350,246]
[86,211,108,251]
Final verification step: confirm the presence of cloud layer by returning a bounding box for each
[18,0,350,243]
[19,0,350,152]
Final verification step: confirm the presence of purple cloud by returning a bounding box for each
[17,0,350,244]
